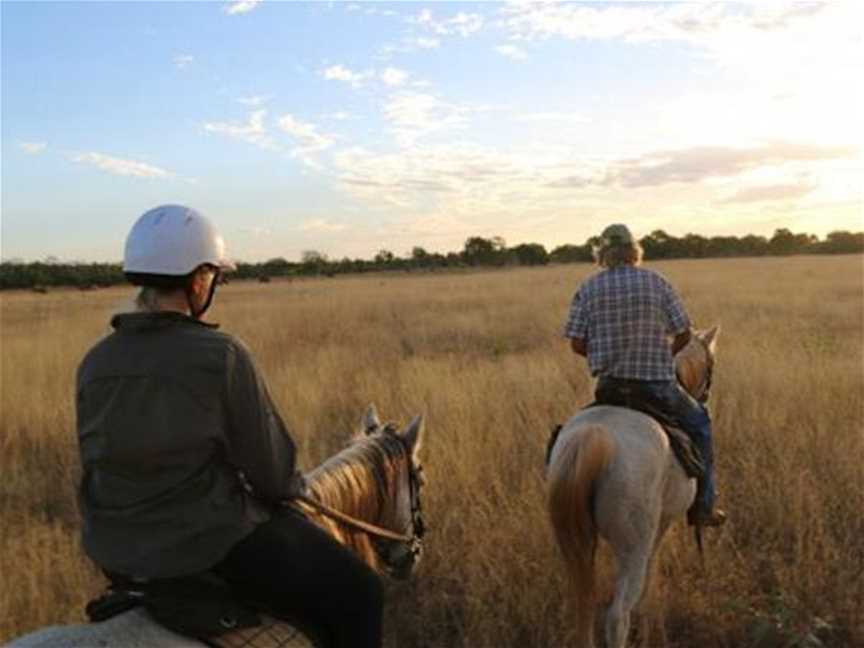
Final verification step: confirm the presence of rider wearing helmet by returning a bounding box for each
[76,205,383,647]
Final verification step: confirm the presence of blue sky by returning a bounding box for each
[2,1,862,263]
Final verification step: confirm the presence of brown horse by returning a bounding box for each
[9,405,426,648]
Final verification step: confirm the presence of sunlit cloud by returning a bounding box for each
[223,0,261,16]
[203,110,279,151]
[19,141,47,154]
[603,142,857,188]
[719,181,818,204]
[71,152,174,178]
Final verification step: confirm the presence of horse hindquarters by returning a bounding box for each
[548,425,616,647]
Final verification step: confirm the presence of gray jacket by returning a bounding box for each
[76,311,302,578]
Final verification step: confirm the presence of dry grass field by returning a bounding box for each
[1,255,862,647]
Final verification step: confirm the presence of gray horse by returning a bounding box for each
[547,327,719,648]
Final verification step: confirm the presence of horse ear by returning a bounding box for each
[362,404,381,435]
[701,325,720,352]
[400,414,424,455]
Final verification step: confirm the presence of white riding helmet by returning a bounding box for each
[123,205,235,276]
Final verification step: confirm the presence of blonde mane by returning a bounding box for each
[299,431,408,572]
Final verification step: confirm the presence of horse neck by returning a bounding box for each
[303,436,404,570]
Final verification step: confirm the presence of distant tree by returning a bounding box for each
[769,228,817,255]
[511,242,550,266]
[463,237,496,266]
[374,249,395,265]
[822,230,864,254]
[550,243,592,263]
[263,257,292,277]
[300,250,328,275]
[738,234,769,257]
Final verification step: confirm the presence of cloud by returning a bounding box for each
[321,64,374,88]
[410,9,484,37]
[500,2,831,43]
[237,95,272,107]
[604,142,857,188]
[277,114,334,156]
[19,142,47,154]
[71,152,174,178]
[203,110,279,151]
[494,44,527,61]
[719,181,818,204]
[380,67,409,86]
[516,111,589,124]
[223,0,261,16]
[173,54,194,70]
[299,218,348,233]
[383,92,474,145]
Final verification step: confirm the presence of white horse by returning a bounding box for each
[547,327,719,648]
[7,405,426,648]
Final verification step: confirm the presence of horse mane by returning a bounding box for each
[301,431,407,573]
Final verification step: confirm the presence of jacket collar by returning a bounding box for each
[111,311,219,331]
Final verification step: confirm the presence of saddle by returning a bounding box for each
[86,571,320,648]
[546,399,704,480]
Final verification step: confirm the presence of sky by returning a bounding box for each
[2,1,862,264]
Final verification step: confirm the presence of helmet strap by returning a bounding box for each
[185,268,219,320]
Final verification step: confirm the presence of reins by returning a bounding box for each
[293,493,413,543]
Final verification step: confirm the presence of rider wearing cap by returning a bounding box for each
[76,205,383,647]
[563,223,726,527]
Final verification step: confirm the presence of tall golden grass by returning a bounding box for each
[1,255,862,647]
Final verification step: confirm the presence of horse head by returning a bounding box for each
[305,404,427,581]
[359,404,426,580]
[676,325,720,402]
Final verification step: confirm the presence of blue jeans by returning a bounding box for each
[595,377,717,513]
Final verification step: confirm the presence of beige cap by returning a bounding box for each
[601,223,634,245]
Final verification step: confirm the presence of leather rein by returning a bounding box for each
[291,433,426,548]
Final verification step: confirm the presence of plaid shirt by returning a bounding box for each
[564,265,691,380]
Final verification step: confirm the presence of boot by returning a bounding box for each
[687,505,727,527]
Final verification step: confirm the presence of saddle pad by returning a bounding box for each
[210,615,316,648]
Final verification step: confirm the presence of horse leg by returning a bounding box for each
[638,516,673,608]
[605,539,653,648]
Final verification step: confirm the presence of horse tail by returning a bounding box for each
[547,425,616,644]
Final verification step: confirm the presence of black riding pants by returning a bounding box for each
[215,507,383,648]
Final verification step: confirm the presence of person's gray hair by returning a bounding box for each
[593,240,644,268]
[134,286,179,312]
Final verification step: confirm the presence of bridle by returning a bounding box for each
[296,426,426,571]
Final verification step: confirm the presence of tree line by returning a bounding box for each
[2,228,862,290]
